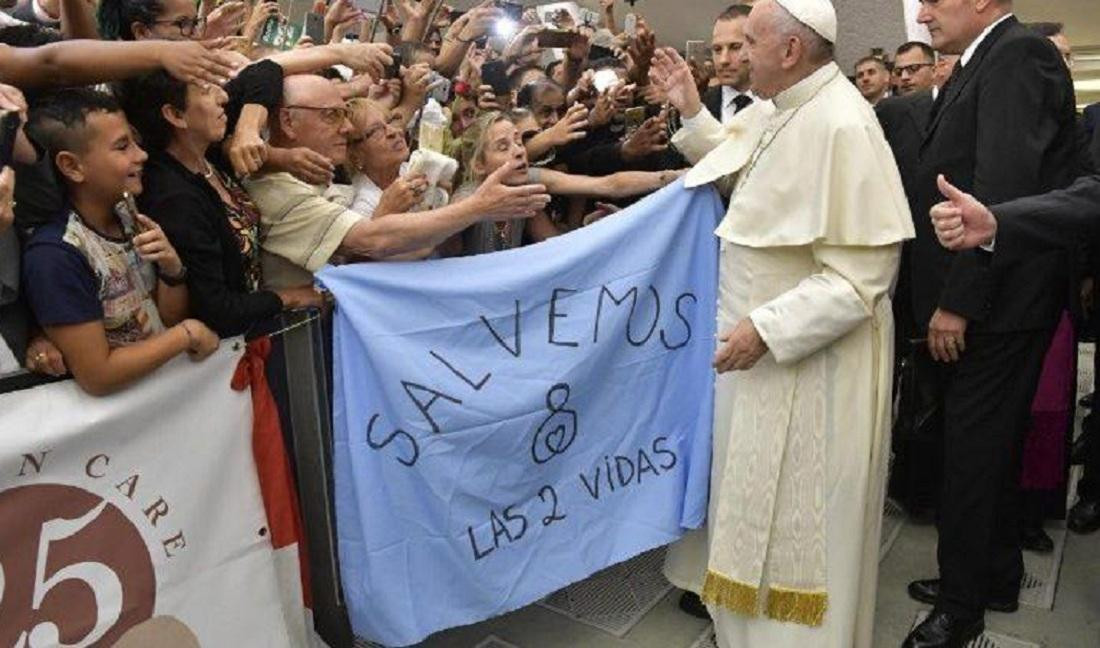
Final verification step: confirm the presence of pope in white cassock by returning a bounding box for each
[650,1,915,647]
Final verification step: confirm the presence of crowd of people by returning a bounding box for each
[0,0,1097,646]
[0,0,688,393]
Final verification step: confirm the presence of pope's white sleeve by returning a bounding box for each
[748,243,901,365]
[672,108,726,165]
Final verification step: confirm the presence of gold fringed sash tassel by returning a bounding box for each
[701,571,829,628]
[765,586,828,627]
[701,571,760,617]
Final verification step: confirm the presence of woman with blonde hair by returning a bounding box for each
[453,109,683,255]
[327,98,431,222]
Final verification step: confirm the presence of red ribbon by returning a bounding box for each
[232,337,313,607]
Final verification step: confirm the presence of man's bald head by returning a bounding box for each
[273,74,354,170]
[742,0,835,100]
[282,74,343,110]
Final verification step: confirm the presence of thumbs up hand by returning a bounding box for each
[930,174,998,251]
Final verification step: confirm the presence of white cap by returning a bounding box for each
[774,0,837,43]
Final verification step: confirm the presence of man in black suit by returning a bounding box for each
[901,0,1080,646]
[876,43,941,197]
[947,126,1100,538]
[854,55,892,105]
[896,41,938,96]
[876,43,944,521]
[699,4,754,125]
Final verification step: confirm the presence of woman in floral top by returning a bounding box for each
[120,62,323,338]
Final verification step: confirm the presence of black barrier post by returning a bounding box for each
[277,309,354,647]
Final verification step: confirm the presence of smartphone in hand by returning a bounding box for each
[624,106,646,132]
[686,40,706,65]
[385,50,404,79]
[304,11,325,43]
[481,59,511,96]
[537,29,581,49]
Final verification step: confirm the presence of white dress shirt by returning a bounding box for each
[720,86,755,126]
[961,13,1014,68]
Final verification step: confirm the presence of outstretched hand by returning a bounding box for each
[649,47,702,118]
[160,40,237,87]
[930,174,998,251]
[472,160,552,220]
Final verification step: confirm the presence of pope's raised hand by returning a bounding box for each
[930,174,998,251]
[649,47,702,119]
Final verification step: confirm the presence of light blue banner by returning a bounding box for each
[319,181,722,647]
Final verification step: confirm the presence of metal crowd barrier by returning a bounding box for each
[266,309,355,648]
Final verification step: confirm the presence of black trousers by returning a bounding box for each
[936,329,1053,619]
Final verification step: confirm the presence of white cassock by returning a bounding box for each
[663,62,915,648]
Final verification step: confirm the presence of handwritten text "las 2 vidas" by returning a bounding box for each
[466,436,678,562]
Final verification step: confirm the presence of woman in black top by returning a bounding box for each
[119,61,322,337]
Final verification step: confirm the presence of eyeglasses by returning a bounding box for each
[152,16,205,38]
[349,125,386,145]
[896,63,934,76]
[284,105,352,125]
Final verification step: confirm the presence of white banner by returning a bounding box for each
[0,346,299,647]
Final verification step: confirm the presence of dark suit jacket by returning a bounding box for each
[1086,103,1100,169]
[907,16,1079,334]
[702,86,723,121]
[876,90,934,196]
[992,175,1100,263]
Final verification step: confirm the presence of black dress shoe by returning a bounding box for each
[677,591,711,620]
[1020,526,1054,553]
[907,579,1018,613]
[902,609,984,648]
[1069,498,1100,534]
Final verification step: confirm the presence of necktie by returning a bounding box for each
[930,65,962,120]
[731,94,753,115]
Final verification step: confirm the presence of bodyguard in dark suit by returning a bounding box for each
[877,90,934,197]
[700,85,723,122]
[931,173,1100,537]
[698,4,754,126]
[902,2,1079,646]
[877,87,937,518]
